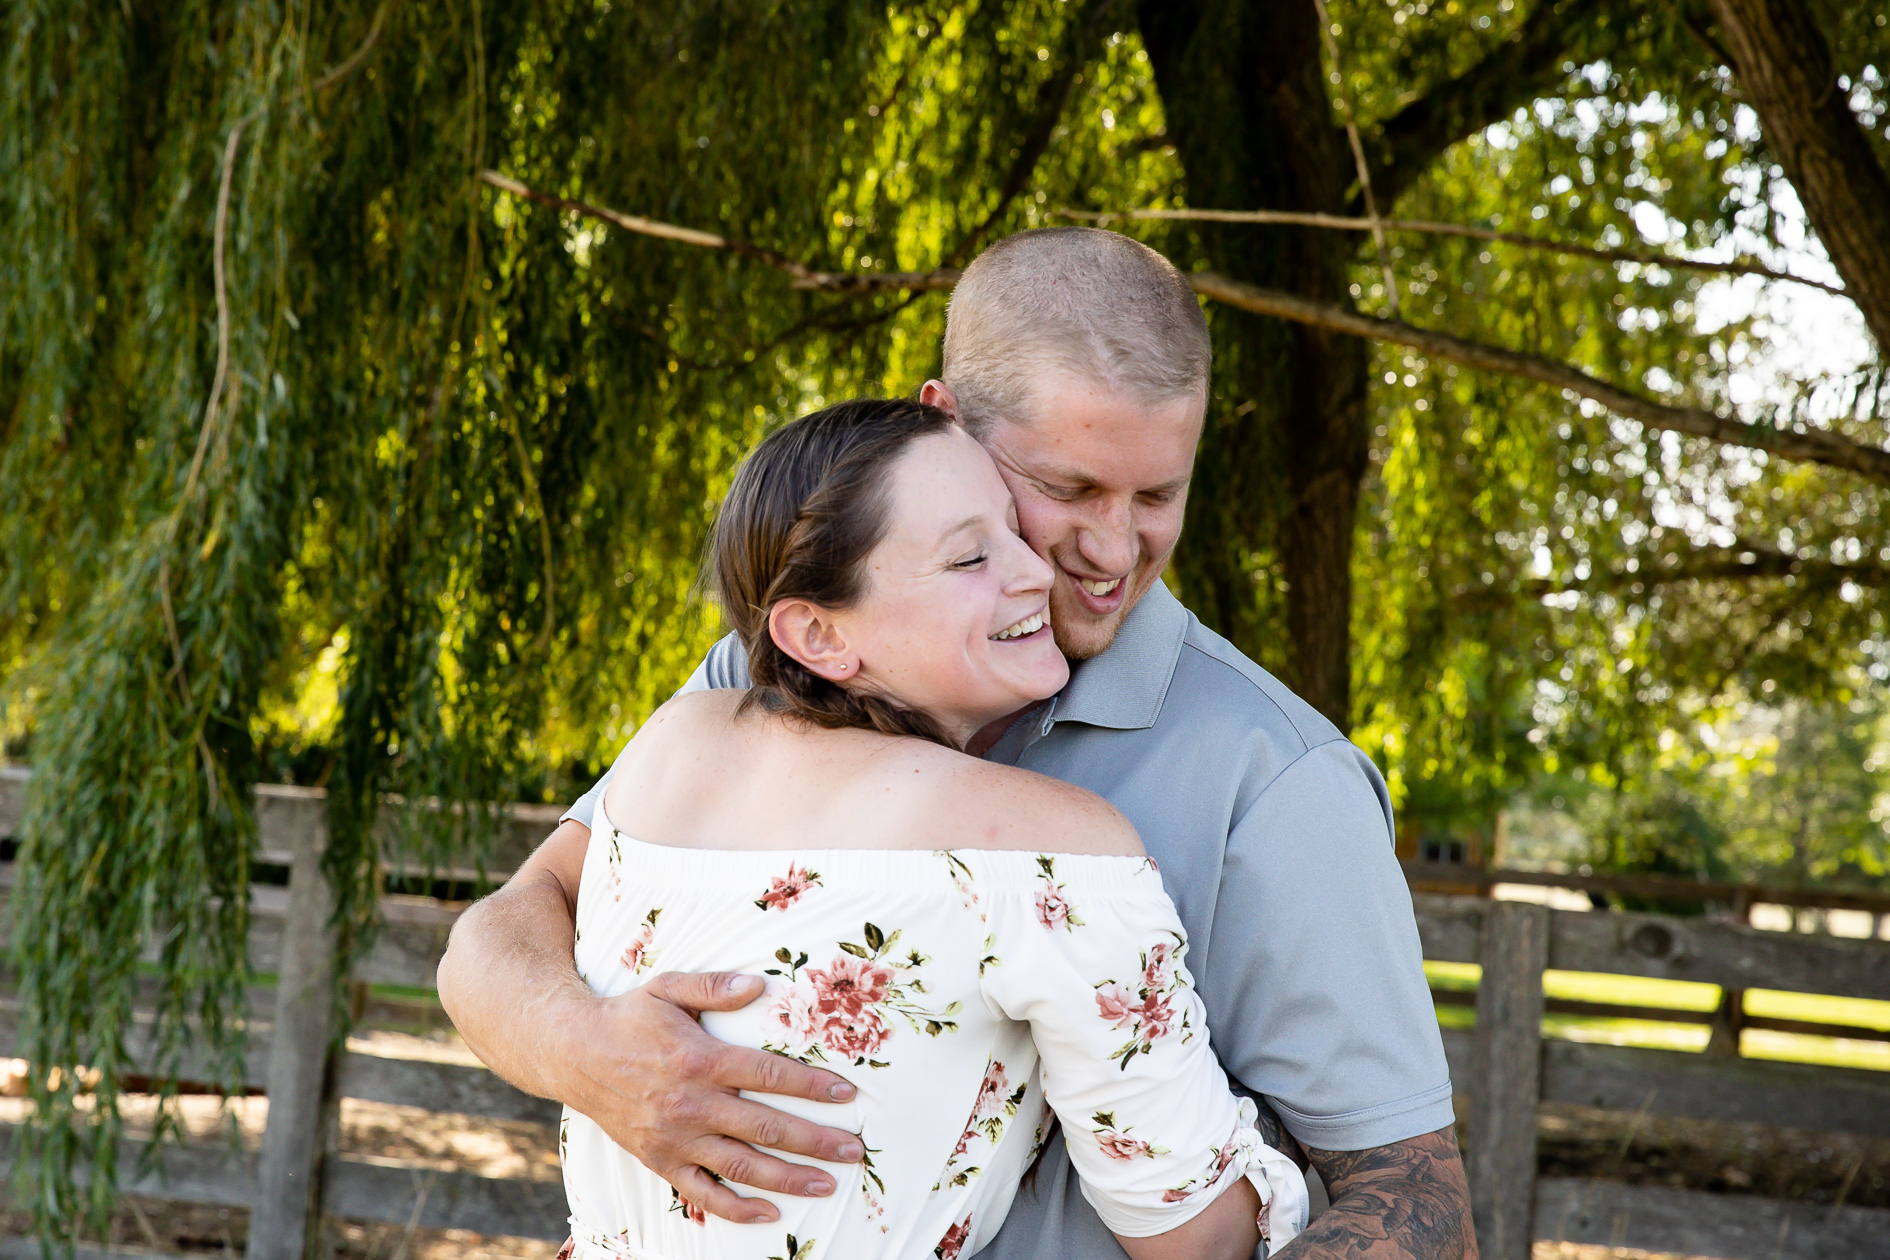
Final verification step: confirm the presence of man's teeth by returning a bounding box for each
[992,613,1045,641]
[1079,577,1123,597]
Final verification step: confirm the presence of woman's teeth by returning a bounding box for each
[1079,577,1122,597]
[991,612,1046,641]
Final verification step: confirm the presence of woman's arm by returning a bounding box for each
[1117,1177,1260,1260]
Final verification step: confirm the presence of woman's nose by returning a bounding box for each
[1003,532,1055,593]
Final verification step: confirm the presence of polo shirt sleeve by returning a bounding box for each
[1199,739,1455,1152]
[559,633,753,826]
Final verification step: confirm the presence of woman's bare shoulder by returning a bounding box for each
[905,749,1144,858]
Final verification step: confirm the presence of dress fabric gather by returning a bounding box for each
[562,802,1308,1260]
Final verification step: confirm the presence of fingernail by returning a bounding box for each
[838,1140,864,1160]
[828,1082,855,1101]
[808,1178,834,1196]
[727,975,755,994]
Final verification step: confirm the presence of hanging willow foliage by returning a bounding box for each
[0,0,1190,1234]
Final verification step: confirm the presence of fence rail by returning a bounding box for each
[1,770,1887,1259]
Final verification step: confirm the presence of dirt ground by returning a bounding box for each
[1,1065,1882,1257]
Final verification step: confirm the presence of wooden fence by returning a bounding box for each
[1,767,1888,1260]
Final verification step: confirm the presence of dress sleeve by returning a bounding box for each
[977,855,1309,1247]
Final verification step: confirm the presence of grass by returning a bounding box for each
[1422,960,1890,1071]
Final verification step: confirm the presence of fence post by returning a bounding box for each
[1706,889,1754,1057]
[247,810,341,1260]
[1468,900,1549,1260]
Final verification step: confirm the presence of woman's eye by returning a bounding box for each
[953,553,988,570]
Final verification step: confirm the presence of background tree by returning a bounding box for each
[2,0,1886,1234]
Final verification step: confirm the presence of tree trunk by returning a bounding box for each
[1139,0,1367,731]
[1707,0,1890,354]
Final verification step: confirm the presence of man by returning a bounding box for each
[439,228,1474,1259]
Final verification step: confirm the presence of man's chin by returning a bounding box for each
[1051,609,1125,661]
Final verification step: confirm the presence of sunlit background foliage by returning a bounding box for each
[1,0,1886,1232]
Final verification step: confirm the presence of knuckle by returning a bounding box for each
[750,1116,789,1150]
[658,1089,703,1126]
[675,1045,722,1081]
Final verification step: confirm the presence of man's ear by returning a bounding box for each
[919,379,960,420]
[768,598,859,682]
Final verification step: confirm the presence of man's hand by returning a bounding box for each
[1290,1127,1476,1259]
[437,818,865,1224]
[559,969,867,1223]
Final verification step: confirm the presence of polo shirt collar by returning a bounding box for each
[1048,579,1190,732]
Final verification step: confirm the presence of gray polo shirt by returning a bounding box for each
[565,582,1453,1258]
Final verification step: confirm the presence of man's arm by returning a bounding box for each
[1201,740,1468,1258]
[1298,1129,1475,1259]
[438,814,865,1224]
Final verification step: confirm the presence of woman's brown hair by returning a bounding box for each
[711,398,959,748]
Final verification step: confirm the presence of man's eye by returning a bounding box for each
[1039,484,1084,501]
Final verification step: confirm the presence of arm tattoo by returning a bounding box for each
[1247,1093,1309,1171]
[1285,1127,1476,1260]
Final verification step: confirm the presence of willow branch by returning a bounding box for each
[1190,271,1890,484]
[1311,0,1398,317]
[480,171,1890,484]
[479,169,957,292]
[1055,206,1847,296]
[948,0,1122,266]
[311,0,396,94]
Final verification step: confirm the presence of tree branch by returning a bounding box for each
[1054,206,1847,296]
[1515,544,1890,598]
[1188,271,1890,485]
[1367,0,1619,210]
[1705,0,1890,351]
[479,171,1890,485]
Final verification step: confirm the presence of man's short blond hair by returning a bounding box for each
[941,228,1210,434]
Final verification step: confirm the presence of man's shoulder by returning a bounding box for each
[1164,612,1347,760]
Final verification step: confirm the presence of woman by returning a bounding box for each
[558,399,1306,1260]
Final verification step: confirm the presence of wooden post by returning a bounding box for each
[247,809,340,1260]
[1706,889,1754,1057]
[1468,901,1549,1260]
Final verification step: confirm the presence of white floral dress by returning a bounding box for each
[563,802,1308,1260]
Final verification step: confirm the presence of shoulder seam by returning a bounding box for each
[1175,637,1336,752]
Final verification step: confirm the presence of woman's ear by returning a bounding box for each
[768,599,860,682]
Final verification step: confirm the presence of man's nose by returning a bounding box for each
[1076,499,1138,575]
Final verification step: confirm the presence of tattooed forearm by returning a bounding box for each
[1282,1127,1475,1260]
[1248,1093,1309,1171]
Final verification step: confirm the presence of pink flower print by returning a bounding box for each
[1136,992,1178,1044]
[1141,940,1175,992]
[1032,855,1084,930]
[1091,1110,1168,1161]
[755,863,822,912]
[973,1061,1010,1116]
[619,908,661,975]
[1034,881,1075,930]
[1095,983,1137,1026]
[825,1007,891,1061]
[1099,1130,1156,1161]
[670,1192,706,1226]
[808,954,894,1023]
[935,1214,972,1260]
[773,982,823,1048]
[1162,1186,1192,1203]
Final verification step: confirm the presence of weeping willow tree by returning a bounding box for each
[5,0,1889,1239]
[0,0,1190,1233]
